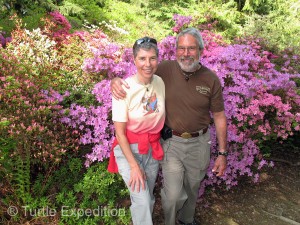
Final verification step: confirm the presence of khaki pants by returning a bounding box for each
[160,130,211,225]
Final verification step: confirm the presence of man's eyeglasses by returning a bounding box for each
[135,37,157,45]
[177,46,198,53]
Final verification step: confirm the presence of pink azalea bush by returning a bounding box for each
[55,29,112,87]
[58,46,136,166]
[172,14,193,33]
[199,40,300,195]
[42,11,72,44]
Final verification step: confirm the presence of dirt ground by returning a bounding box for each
[152,153,300,225]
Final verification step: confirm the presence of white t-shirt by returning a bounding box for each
[112,74,165,134]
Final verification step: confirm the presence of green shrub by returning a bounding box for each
[56,161,131,225]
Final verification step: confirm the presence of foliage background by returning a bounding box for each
[1,0,300,50]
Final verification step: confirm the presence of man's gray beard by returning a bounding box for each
[178,61,199,72]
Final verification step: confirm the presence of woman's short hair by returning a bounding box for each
[133,37,159,58]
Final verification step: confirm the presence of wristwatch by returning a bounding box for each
[218,151,228,157]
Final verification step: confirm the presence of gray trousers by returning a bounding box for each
[160,130,211,225]
[114,144,159,225]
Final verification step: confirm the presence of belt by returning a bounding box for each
[172,127,208,139]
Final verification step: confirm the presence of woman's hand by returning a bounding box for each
[129,164,147,192]
[111,77,130,100]
[114,122,146,192]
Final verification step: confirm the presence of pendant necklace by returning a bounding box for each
[183,71,196,81]
[142,83,150,91]
[136,75,152,91]
[182,64,201,81]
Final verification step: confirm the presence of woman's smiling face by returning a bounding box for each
[134,48,158,84]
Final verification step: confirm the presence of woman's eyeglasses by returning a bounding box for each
[135,37,157,45]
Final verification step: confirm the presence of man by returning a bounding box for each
[111,28,227,225]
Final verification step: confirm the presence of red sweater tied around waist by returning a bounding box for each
[107,130,164,173]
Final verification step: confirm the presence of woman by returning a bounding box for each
[108,37,165,225]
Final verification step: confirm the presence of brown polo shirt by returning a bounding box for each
[156,60,224,133]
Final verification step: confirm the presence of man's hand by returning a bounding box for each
[129,164,146,192]
[212,156,227,177]
[111,77,129,100]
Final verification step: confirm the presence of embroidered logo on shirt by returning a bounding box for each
[196,86,210,95]
[141,93,158,115]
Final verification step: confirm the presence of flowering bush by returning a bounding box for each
[43,11,72,44]
[59,80,114,167]
[59,45,135,166]
[0,50,80,165]
[6,16,58,69]
[0,16,84,213]
[200,40,300,194]
[172,14,193,33]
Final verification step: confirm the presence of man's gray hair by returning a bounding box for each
[176,27,205,50]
